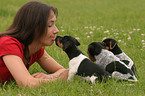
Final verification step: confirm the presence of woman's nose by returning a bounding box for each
[54,26,59,34]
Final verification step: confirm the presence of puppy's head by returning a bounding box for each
[87,42,105,62]
[55,35,80,51]
[102,38,117,50]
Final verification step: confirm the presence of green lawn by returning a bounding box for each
[0,0,145,95]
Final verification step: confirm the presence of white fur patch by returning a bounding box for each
[112,71,131,80]
[95,49,130,69]
[115,52,134,69]
[67,54,88,81]
[90,75,98,84]
[95,49,120,69]
[94,49,137,81]
[112,71,138,82]
[81,75,98,84]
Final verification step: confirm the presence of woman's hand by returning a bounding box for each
[32,72,57,79]
[32,69,69,80]
[58,69,69,80]
[37,51,69,81]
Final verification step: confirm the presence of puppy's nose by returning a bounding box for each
[55,36,63,41]
[56,35,63,38]
[55,36,63,46]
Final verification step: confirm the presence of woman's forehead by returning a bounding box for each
[48,10,56,21]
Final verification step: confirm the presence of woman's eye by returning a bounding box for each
[48,25,52,27]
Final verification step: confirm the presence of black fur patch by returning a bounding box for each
[77,58,109,80]
[105,61,133,75]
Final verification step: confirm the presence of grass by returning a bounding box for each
[0,0,145,95]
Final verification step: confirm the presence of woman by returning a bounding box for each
[0,1,69,87]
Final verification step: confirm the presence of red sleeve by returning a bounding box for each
[37,47,45,59]
[0,36,24,59]
[0,36,24,83]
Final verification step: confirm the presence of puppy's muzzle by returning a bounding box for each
[55,36,64,48]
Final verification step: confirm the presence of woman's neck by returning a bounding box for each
[28,41,42,56]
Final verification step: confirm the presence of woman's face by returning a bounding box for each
[39,11,59,46]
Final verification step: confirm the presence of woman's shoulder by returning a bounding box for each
[0,36,19,42]
[0,36,23,46]
[0,36,24,58]
[0,36,24,50]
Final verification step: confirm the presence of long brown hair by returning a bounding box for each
[0,1,58,60]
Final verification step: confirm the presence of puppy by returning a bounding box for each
[55,35,109,84]
[102,38,137,74]
[87,42,137,81]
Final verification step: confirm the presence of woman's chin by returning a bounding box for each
[46,41,54,46]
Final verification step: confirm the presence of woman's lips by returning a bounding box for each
[52,37,56,41]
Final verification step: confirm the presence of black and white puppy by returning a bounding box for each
[87,42,137,81]
[55,35,109,84]
[102,38,137,74]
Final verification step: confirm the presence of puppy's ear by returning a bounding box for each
[110,40,117,50]
[94,42,104,55]
[88,44,96,61]
[55,35,63,46]
[69,36,80,46]
[62,41,72,51]
[102,38,117,50]
[100,42,106,47]
[88,42,103,57]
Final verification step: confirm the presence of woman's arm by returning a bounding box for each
[2,54,68,88]
[36,50,69,80]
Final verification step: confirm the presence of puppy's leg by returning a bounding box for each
[103,38,136,74]
[106,61,137,81]
[112,71,138,82]
[112,44,137,75]
[111,44,137,74]
[67,69,76,81]
[112,71,131,80]
[82,75,98,84]
[90,75,98,84]
[115,52,137,74]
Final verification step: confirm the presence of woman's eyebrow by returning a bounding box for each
[48,19,57,23]
[47,21,53,25]
[48,20,54,23]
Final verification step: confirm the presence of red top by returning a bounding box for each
[0,36,44,83]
